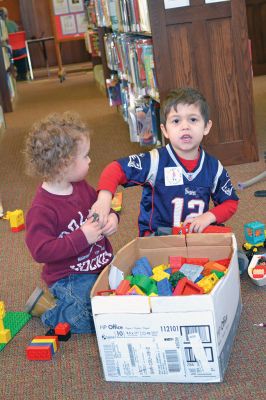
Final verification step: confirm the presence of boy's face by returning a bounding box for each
[64,137,91,183]
[160,103,212,159]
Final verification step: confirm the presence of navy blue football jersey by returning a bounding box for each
[117,144,239,236]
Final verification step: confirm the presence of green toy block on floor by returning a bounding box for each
[0,312,31,351]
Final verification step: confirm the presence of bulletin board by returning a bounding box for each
[49,0,88,81]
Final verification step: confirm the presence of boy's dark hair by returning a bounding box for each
[160,87,210,126]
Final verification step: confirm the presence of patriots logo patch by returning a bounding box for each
[128,154,144,170]
[221,179,233,196]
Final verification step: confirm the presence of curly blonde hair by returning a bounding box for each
[24,112,90,180]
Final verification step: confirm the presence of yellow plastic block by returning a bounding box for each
[197,273,219,293]
[5,209,24,228]
[0,328,11,344]
[32,338,58,352]
[152,270,170,282]
[127,285,145,295]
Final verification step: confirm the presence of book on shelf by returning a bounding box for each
[106,75,122,106]
[94,0,148,33]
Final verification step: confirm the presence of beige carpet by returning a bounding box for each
[0,71,265,400]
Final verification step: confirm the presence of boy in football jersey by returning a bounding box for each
[92,87,239,235]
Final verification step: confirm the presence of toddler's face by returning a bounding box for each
[64,137,90,183]
[160,103,212,159]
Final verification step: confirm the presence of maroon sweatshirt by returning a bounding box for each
[25,181,113,286]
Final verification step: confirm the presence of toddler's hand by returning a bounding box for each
[90,190,112,228]
[80,216,103,244]
[102,213,119,237]
[183,211,216,233]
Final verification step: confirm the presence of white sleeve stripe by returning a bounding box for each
[212,160,223,193]
[147,149,159,187]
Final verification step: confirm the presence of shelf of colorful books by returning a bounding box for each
[94,0,151,34]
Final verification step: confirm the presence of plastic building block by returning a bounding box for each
[152,264,169,274]
[151,270,170,282]
[186,258,209,266]
[30,341,55,355]
[211,270,225,279]
[132,263,152,277]
[0,301,11,344]
[173,277,204,296]
[32,336,59,351]
[215,258,231,267]
[169,271,186,288]
[202,225,232,233]
[197,273,219,293]
[132,257,153,276]
[172,225,188,235]
[4,209,25,232]
[0,311,31,351]
[111,192,123,212]
[127,285,145,295]
[203,261,227,275]
[179,263,204,282]
[132,275,155,294]
[116,280,131,295]
[54,322,70,336]
[169,256,186,269]
[26,344,53,360]
[157,278,172,296]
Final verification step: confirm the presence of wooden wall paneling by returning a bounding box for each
[246,0,266,76]
[148,0,258,166]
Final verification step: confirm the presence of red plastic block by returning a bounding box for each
[172,226,188,235]
[202,225,232,233]
[186,258,209,266]
[116,280,131,295]
[215,258,231,267]
[11,224,25,232]
[173,277,204,296]
[26,345,53,360]
[169,256,186,268]
[55,323,70,336]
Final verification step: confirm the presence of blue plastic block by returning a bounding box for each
[179,263,204,282]
[132,257,153,276]
[157,278,172,296]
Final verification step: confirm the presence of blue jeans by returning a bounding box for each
[42,274,98,334]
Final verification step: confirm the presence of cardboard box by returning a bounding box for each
[91,233,242,383]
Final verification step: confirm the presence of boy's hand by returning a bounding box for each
[90,190,113,228]
[183,211,216,233]
[102,213,119,237]
[80,216,103,244]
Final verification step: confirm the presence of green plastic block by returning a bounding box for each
[169,271,186,288]
[125,275,133,283]
[211,270,225,279]
[132,275,154,294]
[0,311,31,351]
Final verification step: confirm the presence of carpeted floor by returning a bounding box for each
[0,70,265,400]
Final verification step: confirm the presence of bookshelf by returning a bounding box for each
[89,0,258,165]
[0,14,17,113]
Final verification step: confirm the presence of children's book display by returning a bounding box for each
[103,32,160,145]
